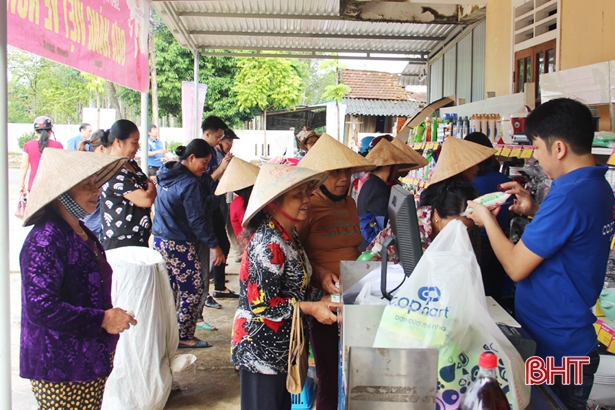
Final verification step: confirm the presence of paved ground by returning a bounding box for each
[7,169,241,409]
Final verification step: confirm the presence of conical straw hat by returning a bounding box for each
[242,163,328,228]
[23,149,127,226]
[430,137,496,184]
[215,157,260,195]
[299,131,319,151]
[298,133,375,173]
[365,138,417,168]
[391,138,429,171]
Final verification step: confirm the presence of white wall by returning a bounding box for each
[8,124,184,153]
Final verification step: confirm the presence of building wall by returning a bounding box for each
[485,0,512,98]
[559,0,615,70]
[485,0,615,97]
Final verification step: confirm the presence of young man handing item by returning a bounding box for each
[466,98,614,410]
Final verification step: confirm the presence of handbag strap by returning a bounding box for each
[292,301,304,345]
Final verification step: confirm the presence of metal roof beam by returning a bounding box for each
[199,51,427,62]
[198,46,429,58]
[189,31,446,42]
[177,11,343,21]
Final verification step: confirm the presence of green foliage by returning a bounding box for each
[323,83,351,103]
[233,56,304,114]
[165,140,183,154]
[153,24,252,128]
[8,47,90,124]
[299,60,344,106]
[18,131,37,150]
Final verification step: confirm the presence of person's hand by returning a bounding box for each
[499,181,538,216]
[219,153,234,171]
[101,308,137,334]
[317,269,340,294]
[465,200,498,228]
[306,300,340,325]
[211,246,226,266]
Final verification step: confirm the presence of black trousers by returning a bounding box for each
[240,369,291,410]
[103,234,150,251]
[211,208,230,291]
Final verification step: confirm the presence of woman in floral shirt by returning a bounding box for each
[231,163,340,410]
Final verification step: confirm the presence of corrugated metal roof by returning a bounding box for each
[344,99,421,116]
[153,0,460,61]
[398,63,428,86]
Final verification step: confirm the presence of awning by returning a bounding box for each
[344,99,422,116]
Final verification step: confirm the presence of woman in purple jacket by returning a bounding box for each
[20,149,137,410]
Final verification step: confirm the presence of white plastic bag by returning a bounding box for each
[102,247,179,410]
[373,221,530,410]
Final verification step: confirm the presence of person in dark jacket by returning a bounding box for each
[357,139,415,250]
[153,139,226,348]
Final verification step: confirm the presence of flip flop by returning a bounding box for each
[196,322,218,331]
[178,339,212,349]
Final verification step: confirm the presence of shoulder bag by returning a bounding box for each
[286,302,308,394]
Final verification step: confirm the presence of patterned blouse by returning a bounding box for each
[100,159,152,244]
[231,216,312,375]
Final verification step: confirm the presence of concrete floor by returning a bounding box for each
[7,169,241,409]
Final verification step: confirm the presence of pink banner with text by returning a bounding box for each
[7,0,150,92]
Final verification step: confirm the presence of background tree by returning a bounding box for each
[153,23,255,128]
[322,83,351,139]
[233,56,304,149]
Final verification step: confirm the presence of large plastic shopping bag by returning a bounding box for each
[373,220,530,410]
[103,247,180,410]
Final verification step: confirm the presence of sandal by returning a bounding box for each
[196,322,218,331]
[178,339,212,349]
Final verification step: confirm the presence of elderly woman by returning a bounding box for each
[357,139,417,250]
[232,163,340,410]
[299,131,319,153]
[100,119,157,250]
[153,139,225,348]
[296,133,375,410]
[20,149,136,410]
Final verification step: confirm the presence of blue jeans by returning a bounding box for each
[550,350,600,410]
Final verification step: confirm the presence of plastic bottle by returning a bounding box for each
[457,352,510,410]
[462,117,469,138]
[356,243,383,261]
[425,118,432,142]
[480,114,488,136]
[431,117,439,142]
[488,114,496,141]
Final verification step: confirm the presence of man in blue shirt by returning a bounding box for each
[67,123,92,150]
[147,124,165,176]
[468,98,614,410]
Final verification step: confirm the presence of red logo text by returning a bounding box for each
[525,356,590,385]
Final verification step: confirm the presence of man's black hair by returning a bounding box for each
[201,116,228,133]
[148,124,158,132]
[524,98,594,155]
[79,123,91,132]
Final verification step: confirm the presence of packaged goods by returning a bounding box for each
[461,192,511,216]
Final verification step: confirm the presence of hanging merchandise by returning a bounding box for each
[372,221,530,410]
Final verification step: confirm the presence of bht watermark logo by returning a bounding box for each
[525,356,590,385]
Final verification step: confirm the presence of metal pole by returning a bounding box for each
[140,92,149,173]
[193,50,200,139]
[0,0,13,407]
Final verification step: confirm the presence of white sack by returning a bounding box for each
[102,247,179,410]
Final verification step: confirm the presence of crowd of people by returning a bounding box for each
[17,98,613,410]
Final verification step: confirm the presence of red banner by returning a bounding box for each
[7,0,150,92]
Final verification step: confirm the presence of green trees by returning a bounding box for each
[233,56,304,143]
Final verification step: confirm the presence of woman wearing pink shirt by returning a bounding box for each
[19,116,64,192]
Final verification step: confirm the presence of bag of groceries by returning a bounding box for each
[373,220,530,410]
